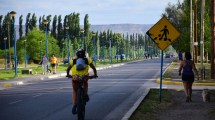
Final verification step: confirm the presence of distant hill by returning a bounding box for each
[15,24,153,39]
[90,24,153,35]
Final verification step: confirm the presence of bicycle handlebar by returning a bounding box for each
[66,75,98,79]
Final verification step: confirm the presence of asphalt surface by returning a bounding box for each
[0,58,215,120]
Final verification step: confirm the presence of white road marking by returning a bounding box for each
[32,94,43,98]
[9,100,23,105]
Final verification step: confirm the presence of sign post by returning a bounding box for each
[146,16,180,102]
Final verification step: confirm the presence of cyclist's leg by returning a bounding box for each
[72,80,78,114]
[72,81,78,105]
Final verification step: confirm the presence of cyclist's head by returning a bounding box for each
[76,48,85,58]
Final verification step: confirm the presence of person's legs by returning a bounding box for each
[187,82,193,101]
[51,64,53,73]
[183,81,188,96]
[54,64,56,73]
[183,81,190,102]
[42,65,46,74]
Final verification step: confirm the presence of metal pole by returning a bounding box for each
[7,22,11,69]
[190,0,194,58]
[24,39,27,68]
[67,30,70,66]
[45,24,49,71]
[102,37,105,64]
[10,12,18,77]
[82,34,84,50]
[211,0,215,79]
[117,43,118,62]
[159,50,164,102]
[126,38,128,61]
[40,41,42,59]
[200,0,205,80]
[62,43,64,60]
[194,0,198,63]
[93,34,97,66]
[4,38,7,70]
[109,38,112,64]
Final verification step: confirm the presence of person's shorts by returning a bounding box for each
[182,74,194,83]
[51,64,56,67]
[72,75,89,84]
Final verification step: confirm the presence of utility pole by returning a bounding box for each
[190,0,194,59]
[194,0,198,63]
[200,0,205,80]
[212,0,215,79]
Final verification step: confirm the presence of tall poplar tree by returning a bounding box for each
[25,13,31,36]
[84,14,90,53]
[52,15,57,39]
[19,15,23,38]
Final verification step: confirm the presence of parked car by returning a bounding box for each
[165,54,171,58]
[63,58,69,64]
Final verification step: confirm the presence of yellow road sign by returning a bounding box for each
[146,16,180,50]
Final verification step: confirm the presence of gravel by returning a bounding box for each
[156,90,215,120]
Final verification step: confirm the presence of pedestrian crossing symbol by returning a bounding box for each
[146,16,180,50]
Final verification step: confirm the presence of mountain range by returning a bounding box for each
[90,24,153,35]
[15,24,154,39]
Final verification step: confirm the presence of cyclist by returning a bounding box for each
[66,48,97,114]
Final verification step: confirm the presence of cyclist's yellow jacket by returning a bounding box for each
[70,58,92,76]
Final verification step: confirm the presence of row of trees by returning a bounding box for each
[163,0,212,58]
[0,12,160,64]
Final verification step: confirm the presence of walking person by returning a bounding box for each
[50,54,58,74]
[40,54,48,75]
[179,52,199,102]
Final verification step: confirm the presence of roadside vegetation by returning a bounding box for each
[0,58,138,80]
[129,89,172,120]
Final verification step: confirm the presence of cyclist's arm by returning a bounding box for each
[66,65,73,77]
[89,63,97,77]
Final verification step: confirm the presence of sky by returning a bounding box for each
[0,0,182,25]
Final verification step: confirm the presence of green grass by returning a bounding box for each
[129,89,172,120]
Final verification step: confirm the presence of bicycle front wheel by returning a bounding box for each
[77,88,85,120]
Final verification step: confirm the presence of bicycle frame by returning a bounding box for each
[76,76,87,120]
[69,75,96,120]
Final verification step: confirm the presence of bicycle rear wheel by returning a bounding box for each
[77,88,85,120]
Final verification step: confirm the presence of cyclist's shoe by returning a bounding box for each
[72,105,77,114]
[84,94,90,102]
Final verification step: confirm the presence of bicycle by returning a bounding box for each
[67,75,97,120]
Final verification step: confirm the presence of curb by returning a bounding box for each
[155,79,215,86]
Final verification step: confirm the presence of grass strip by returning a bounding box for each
[129,89,172,120]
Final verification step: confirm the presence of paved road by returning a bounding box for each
[0,58,173,120]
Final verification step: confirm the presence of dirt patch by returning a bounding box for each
[156,90,215,120]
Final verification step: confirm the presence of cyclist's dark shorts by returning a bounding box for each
[51,64,56,67]
[182,74,194,83]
